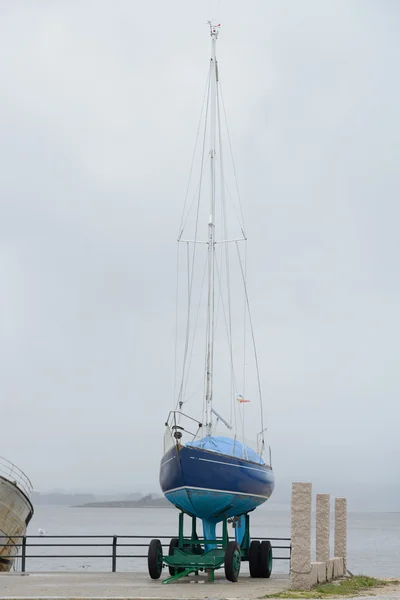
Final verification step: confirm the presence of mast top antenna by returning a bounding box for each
[207,21,220,39]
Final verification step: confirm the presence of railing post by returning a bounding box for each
[112,535,117,572]
[21,536,26,573]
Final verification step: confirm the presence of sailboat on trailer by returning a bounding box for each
[159,23,274,546]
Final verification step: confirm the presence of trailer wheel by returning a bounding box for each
[148,539,163,579]
[249,540,261,577]
[168,538,184,576]
[224,541,241,582]
[259,540,272,578]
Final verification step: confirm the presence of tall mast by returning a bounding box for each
[205,22,219,436]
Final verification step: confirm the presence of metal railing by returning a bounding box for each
[0,456,33,499]
[7,535,291,573]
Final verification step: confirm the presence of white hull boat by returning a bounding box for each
[0,457,33,571]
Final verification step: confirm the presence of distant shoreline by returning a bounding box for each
[73,497,173,509]
[32,492,173,509]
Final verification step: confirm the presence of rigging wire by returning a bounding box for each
[242,241,248,411]
[176,64,211,409]
[219,82,247,234]
[179,156,211,239]
[241,242,248,456]
[201,302,209,430]
[173,243,180,403]
[216,78,235,431]
[178,70,212,239]
[182,253,209,405]
[235,241,265,439]
[213,254,240,435]
[214,156,246,239]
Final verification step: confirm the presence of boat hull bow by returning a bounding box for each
[0,476,33,572]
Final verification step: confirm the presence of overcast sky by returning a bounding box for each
[0,1,399,502]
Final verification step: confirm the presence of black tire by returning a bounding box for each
[168,538,178,576]
[259,540,272,578]
[224,540,241,582]
[148,539,163,579]
[168,538,184,576]
[249,540,261,578]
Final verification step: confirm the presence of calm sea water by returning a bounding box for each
[16,506,399,577]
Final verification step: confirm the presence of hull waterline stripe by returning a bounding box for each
[189,455,267,473]
[160,456,176,467]
[164,485,270,500]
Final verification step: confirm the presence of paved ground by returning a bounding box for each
[0,571,290,599]
[1,572,398,600]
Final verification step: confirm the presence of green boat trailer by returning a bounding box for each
[147,511,273,583]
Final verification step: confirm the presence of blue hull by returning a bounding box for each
[159,444,275,523]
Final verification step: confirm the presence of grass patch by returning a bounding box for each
[265,575,391,598]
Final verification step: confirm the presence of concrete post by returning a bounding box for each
[290,482,312,590]
[334,498,347,572]
[316,493,330,563]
